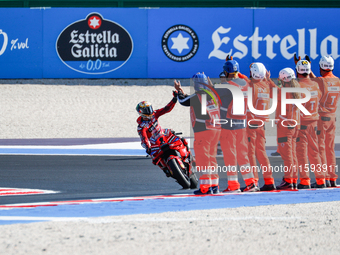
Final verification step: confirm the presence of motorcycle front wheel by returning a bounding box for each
[189,173,198,189]
[168,158,191,189]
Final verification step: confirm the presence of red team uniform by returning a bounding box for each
[247,63,275,189]
[316,56,340,187]
[275,68,300,189]
[216,59,257,192]
[176,73,221,194]
[295,60,324,188]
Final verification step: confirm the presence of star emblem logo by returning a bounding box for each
[88,16,101,29]
[171,33,189,54]
[161,25,199,62]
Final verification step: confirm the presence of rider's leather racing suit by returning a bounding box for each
[137,96,177,151]
[137,96,178,176]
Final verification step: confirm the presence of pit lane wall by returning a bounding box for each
[1,7,340,79]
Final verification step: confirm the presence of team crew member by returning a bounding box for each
[312,56,340,187]
[174,73,221,195]
[216,57,258,192]
[275,68,301,190]
[246,63,276,191]
[136,94,178,176]
[295,58,325,189]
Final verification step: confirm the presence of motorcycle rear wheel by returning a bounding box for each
[168,158,191,189]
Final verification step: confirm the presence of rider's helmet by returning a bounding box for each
[223,59,239,74]
[192,72,208,91]
[296,59,311,75]
[279,67,296,83]
[136,101,154,119]
[250,62,266,80]
[319,55,334,71]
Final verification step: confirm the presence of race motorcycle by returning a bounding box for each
[149,130,198,189]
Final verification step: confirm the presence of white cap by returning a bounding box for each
[250,62,266,80]
[296,60,311,74]
[319,55,334,71]
[279,68,296,82]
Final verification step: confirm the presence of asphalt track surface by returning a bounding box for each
[0,155,327,206]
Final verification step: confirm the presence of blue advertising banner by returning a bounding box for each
[252,8,340,80]
[148,8,254,78]
[42,8,148,78]
[0,8,340,79]
[149,8,340,79]
[0,9,43,78]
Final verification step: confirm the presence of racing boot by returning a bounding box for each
[242,183,260,192]
[311,182,326,189]
[223,187,241,193]
[297,183,311,189]
[260,183,276,191]
[277,179,294,190]
[330,180,339,187]
[194,187,213,195]
[212,185,220,194]
[270,151,281,156]
[293,183,298,190]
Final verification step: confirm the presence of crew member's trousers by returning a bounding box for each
[247,125,275,185]
[194,129,221,192]
[277,124,299,184]
[220,128,255,190]
[318,116,338,182]
[297,120,325,185]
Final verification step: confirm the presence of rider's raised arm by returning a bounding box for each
[154,93,178,118]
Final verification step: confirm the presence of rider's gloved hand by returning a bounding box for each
[146,147,151,155]
[172,91,178,103]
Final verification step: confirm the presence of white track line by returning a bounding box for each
[0,216,301,222]
[0,187,59,196]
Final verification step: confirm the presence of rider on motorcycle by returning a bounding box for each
[136,92,179,176]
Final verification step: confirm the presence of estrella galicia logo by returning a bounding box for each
[56,13,133,74]
[162,25,199,62]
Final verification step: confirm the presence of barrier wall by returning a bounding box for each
[0,8,340,78]
[1,0,339,8]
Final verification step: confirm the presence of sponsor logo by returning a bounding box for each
[209,27,340,61]
[162,25,199,62]
[56,13,133,74]
[0,29,29,56]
